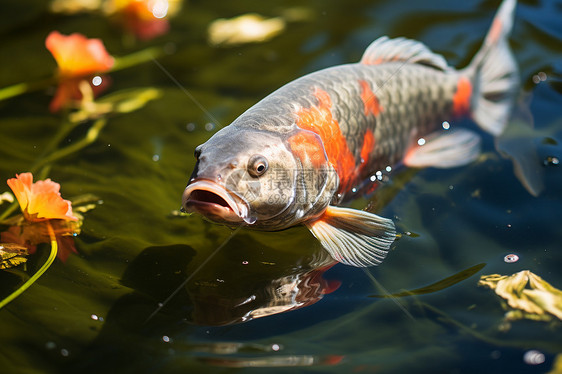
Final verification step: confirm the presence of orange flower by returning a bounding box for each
[46,31,114,77]
[106,0,180,40]
[45,31,114,112]
[7,173,78,222]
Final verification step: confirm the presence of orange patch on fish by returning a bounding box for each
[295,87,356,192]
[359,80,383,117]
[360,129,375,165]
[287,131,327,168]
[452,76,472,116]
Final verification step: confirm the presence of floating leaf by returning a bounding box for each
[208,13,286,46]
[478,270,562,321]
[0,243,28,270]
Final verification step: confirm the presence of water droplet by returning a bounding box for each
[152,154,160,162]
[523,350,545,365]
[204,122,215,131]
[91,75,102,86]
[60,348,69,357]
[271,344,281,351]
[504,254,519,263]
[162,335,171,343]
[151,0,168,18]
[351,187,357,193]
[448,185,454,190]
[442,121,450,130]
[385,166,392,172]
[90,314,99,321]
[417,138,426,146]
[186,123,196,132]
[543,156,559,166]
[370,175,376,182]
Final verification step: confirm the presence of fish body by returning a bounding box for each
[183,0,519,267]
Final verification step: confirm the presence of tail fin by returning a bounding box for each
[464,0,519,136]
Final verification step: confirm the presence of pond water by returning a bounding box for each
[0,0,561,373]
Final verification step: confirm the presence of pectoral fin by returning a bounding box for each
[404,128,481,168]
[307,206,396,267]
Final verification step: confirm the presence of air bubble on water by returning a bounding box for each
[186,123,196,132]
[370,175,376,182]
[417,138,426,146]
[242,260,249,265]
[91,314,99,321]
[504,254,519,263]
[271,344,281,351]
[543,156,559,166]
[204,122,215,131]
[92,76,102,86]
[523,350,545,365]
[162,335,171,343]
[351,187,357,193]
[442,121,450,130]
[385,166,392,172]
[152,154,160,162]
[60,349,69,357]
[151,0,168,18]
[45,341,56,350]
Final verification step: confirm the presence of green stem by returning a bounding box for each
[36,117,80,163]
[31,118,107,172]
[111,46,163,72]
[0,222,58,309]
[0,77,55,102]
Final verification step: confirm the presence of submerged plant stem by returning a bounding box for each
[32,118,107,172]
[0,222,58,309]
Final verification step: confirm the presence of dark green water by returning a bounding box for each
[1,0,561,373]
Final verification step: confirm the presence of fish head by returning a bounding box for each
[183,126,303,228]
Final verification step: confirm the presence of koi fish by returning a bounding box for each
[182,0,519,267]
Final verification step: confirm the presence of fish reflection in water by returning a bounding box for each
[118,232,338,326]
[189,241,339,325]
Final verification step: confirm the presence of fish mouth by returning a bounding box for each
[182,180,252,224]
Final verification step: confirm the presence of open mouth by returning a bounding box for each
[182,180,250,224]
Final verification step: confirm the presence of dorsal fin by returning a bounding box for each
[360,36,449,71]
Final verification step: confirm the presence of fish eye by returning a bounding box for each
[248,154,268,177]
